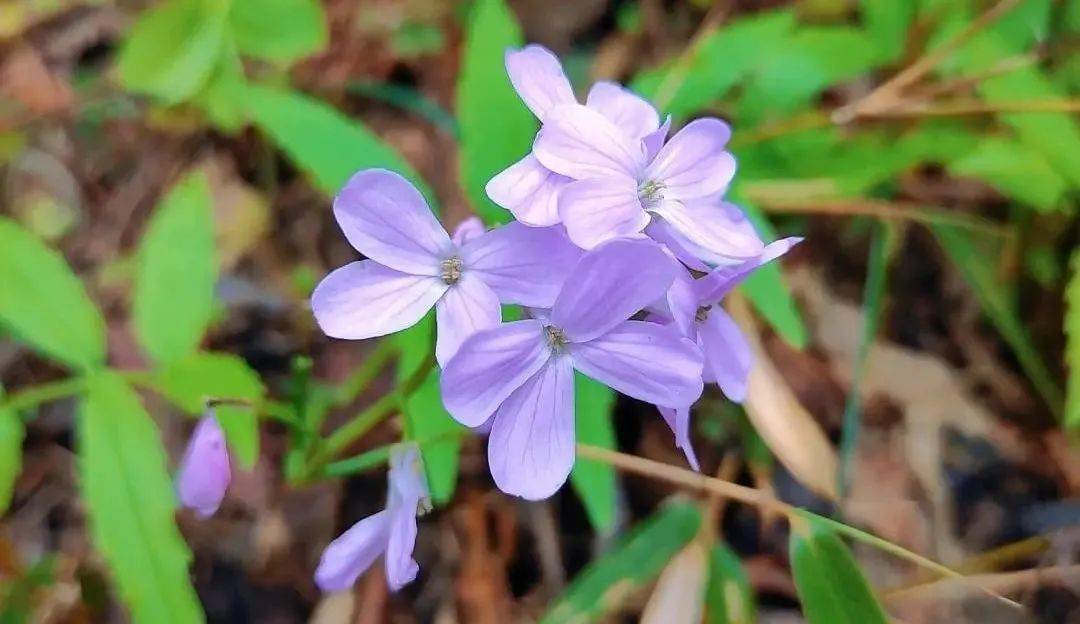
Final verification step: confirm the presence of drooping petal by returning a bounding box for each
[649,199,764,265]
[694,236,803,304]
[659,406,700,472]
[644,218,710,272]
[697,307,753,402]
[558,176,650,249]
[434,273,501,366]
[440,320,551,426]
[550,239,677,343]
[644,119,736,201]
[487,356,575,500]
[461,222,582,307]
[388,443,430,506]
[534,104,646,180]
[384,502,420,591]
[504,45,576,121]
[176,414,231,518]
[643,115,672,163]
[585,81,660,139]
[569,320,703,408]
[650,267,699,338]
[314,511,391,592]
[312,260,447,340]
[334,169,453,276]
[485,154,569,226]
[451,216,485,247]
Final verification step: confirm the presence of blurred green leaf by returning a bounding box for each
[393,311,436,381]
[789,512,888,624]
[542,501,702,623]
[0,217,106,371]
[228,0,327,63]
[134,172,216,364]
[704,542,756,624]
[949,137,1066,212]
[402,367,463,505]
[151,351,264,468]
[247,85,430,198]
[570,373,618,532]
[193,41,248,132]
[1066,250,1080,430]
[860,0,913,62]
[0,386,23,514]
[117,0,229,104]
[457,0,536,225]
[0,556,55,624]
[78,372,203,623]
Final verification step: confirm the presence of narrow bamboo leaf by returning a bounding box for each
[860,0,914,62]
[1065,250,1080,430]
[402,367,463,505]
[79,372,203,623]
[0,385,23,514]
[228,0,327,63]
[456,0,536,225]
[134,172,216,364]
[704,542,756,624]
[0,217,107,370]
[541,501,702,624]
[570,373,618,532]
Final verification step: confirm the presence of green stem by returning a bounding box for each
[322,429,469,478]
[1,377,88,413]
[333,341,397,407]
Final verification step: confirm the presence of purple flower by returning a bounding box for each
[486,45,666,227]
[315,444,430,592]
[311,169,580,365]
[440,239,704,500]
[176,413,231,518]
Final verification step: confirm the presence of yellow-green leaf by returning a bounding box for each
[570,373,618,532]
[1066,250,1080,430]
[228,0,327,63]
[0,385,23,514]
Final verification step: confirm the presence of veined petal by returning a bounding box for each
[451,216,485,247]
[643,115,672,163]
[569,320,703,408]
[485,154,569,227]
[558,176,650,250]
[435,273,501,366]
[659,406,701,472]
[314,511,391,592]
[488,356,575,500]
[505,45,576,121]
[697,307,753,402]
[649,267,698,338]
[649,199,764,266]
[462,222,582,307]
[440,320,551,427]
[694,236,803,304]
[644,218,710,272]
[550,239,677,343]
[334,169,453,275]
[644,119,735,200]
[585,81,660,139]
[176,414,231,518]
[312,261,447,340]
[534,104,646,180]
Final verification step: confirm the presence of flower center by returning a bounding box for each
[440,255,463,285]
[544,325,568,352]
[695,305,711,322]
[637,179,666,211]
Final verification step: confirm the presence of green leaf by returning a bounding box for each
[1066,250,1080,430]
[151,352,264,468]
[117,0,229,104]
[704,542,756,624]
[570,373,618,532]
[789,512,888,624]
[247,85,430,198]
[402,367,463,505]
[0,386,23,514]
[134,172,216,364]
[456,0,536,225]
[860,0,914,62]
[542,501,702,623]
[0,217,107,370]
[228,0,327,63]
[949,137,1066,212]
[78,371,203,623]
[192,41,248,132]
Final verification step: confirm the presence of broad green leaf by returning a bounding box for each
[151,351,264,468]
[789,512,888,624]
[402,367,463,505]
[247,85,430,198]
[78,371,203,623]
[542,501,702,623]
[860,0,913,62]
[0,386,23,514]
[228,0,327,63]
[1066,250,1080,430]
[949,137,1066,212]
[134,172,216,364]
[704,542,756,624]
[117,0,229,104]
[0,216,106,370]
[456,0,536,225]
[394,311,436,381]
[570,373,618,532]
[192,40,248,132]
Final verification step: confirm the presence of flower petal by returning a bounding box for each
[485,154,569,226]
[385,502,420,591]
[644,118,735,200]
[505,45,576,121]
[488,356,575,500]
[643,115,672,163]
[451,216,485,247]
[659,406,700,472]
[649,199,764,265]
[569,320,703,408]
[558,176,650,249]
[550,239,677,343]
[312,260,447,340]
[534,104,646,180]
[644,218,710,272]
[314,511,391,592]
[176,414,231,518]
[440,319,551,426]
[462,222,582,307]
[698,307,753,402]
[334,169,453,275]
[694,236,803,304]
[585,81,660,139]
[647,267,698,338]
[434,273,501,366]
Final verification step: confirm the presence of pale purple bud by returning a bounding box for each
[176,414,231,518]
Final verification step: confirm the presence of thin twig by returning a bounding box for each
[871,99,1080,117]
[904,53,1040,102]
[650,0,732,111]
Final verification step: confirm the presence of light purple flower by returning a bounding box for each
[315,444,430,592]
[311,169,581,366]
[486,45,665,227]
[440,239,704,500]
[177,413,231,518]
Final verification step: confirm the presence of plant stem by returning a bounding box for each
[0,377,88,413]
[321,429,468,478]
[334,341,397,407]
